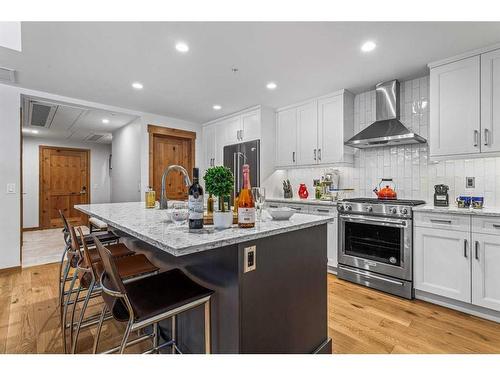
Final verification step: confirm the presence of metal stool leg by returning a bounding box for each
[93,305,108,354]
[69,283,83,352]
[153,323,159,353]
[119,319,134,354]
[61,270,78,353]
[171,316,176,354]
[58,245,70,309]
[71,279,96,353]
[204,300,211,354]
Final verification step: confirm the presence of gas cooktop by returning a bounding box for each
[342,198,426,206]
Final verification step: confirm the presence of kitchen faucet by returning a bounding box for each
[159,165,192,209]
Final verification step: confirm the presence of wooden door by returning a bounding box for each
[472,232,500,312]
[430,55,481,157]
[40,146,90,228]
[481,48,500,154]
[276,107,297,167]
[296,102,318,166]
[150,126,196,201]
[414,226,471,302]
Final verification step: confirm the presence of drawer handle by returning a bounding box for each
[430,219,452,224]
[317,209,330,213]
[269,205,279,208]
[291,207,302,211]
[493,224,500,229]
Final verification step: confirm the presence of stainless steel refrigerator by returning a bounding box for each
[223,140,260,206]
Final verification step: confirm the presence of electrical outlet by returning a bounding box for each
[244,246,256,273]
[6,183,16,194]
[466,177,475,189]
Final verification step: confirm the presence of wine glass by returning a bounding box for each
[252,187,266,221]
[171,202,189,226]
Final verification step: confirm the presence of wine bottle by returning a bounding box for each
[188,168,204,230]
[237,164,255,228]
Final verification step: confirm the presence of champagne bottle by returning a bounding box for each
[237,164,255,228]
[188,168,204,230]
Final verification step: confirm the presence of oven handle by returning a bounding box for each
[338,266,404,286]
[340,214,408,228]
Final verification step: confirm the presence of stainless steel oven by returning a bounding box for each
[336,199,424,299]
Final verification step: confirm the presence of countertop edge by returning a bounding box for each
[266,198,338,207]
[413,205,500,217]
[76,205,333,256]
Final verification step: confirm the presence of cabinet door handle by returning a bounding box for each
[318,148,321,161]
[430,219,452,224]
[317,208,330,213]
[314,149,317,161]
[292,151,295,163]
[474,130,479,147]
[269,205,279,208]
[484,128,490,146]
[475,241,479,260]
[240,129,244,140]
[291,207,302,211]
[464,239,468,258]
[493,224,500,229]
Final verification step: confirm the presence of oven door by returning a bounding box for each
[338,214,412,280]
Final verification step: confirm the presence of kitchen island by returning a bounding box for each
[75,202,333,354]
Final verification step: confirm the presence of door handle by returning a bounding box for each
[314,149,317,161]
[464,239,468,258]
[484,128,490,146]
[430,219,452,224]
[493,224,500,229]
[292,151,295,163]
[474,130,479,147]
[475,241,479,260]
[318,148,321,161]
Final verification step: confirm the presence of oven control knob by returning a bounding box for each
[346,205,352,211]
[390,207,397,214]
[366,206,373,212]
[338,205,345,211]
[401,208,408,215]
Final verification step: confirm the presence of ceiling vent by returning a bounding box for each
[86,134,104,142]
[0,67,16,83]
[28,101,57,128]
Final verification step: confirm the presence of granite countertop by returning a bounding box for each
[75,202,333,257]
[266,197,338,206]
[413,205,500,217]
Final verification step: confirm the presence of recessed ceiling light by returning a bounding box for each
[132,82,143,90]
[361,41,376,52]
[266,82,277,90]
[102,119,110,124]
[213,105,222,111]
[175,42,189,53]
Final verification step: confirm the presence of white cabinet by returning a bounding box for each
[275,90,353,168]
[429,55,481,157]
[472,232,500,311]
[327,220,338,270]
[202,124,218,168]
[318,93,353,164]
[276,107,297,166]
[481,48,500,153]
[220,116,242,145]
[241,110,260,142]
[414,226,471,302]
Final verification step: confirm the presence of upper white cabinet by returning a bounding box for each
[275,90,354,168]
[429,44,500,159]
[276,107,298,166]
[481,48,500,154]
[430,56,481,157]
[241,110,260,142]
[202,124,218,168]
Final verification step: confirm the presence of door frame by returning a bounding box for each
[38,145,91,229]
[147,124,196,191]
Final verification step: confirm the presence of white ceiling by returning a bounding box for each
[22,96,139,143]
[2,22,500,123]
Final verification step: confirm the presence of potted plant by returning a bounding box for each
[204,166,234,229]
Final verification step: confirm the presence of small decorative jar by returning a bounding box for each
[298,184,309,199]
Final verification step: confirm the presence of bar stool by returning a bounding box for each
[94,237,214,354]
[58,210,121,316]
[68,226,160,354]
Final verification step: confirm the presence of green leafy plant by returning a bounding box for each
[203,166,234,212]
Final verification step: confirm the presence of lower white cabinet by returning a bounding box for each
[414,227,471,302]
[327,220,338,270]
[472,232,500,311]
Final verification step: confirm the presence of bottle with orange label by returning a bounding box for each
[237,164,255,228]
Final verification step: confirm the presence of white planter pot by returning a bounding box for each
[213,211,233,229]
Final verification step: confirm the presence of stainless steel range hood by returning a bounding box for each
[345,80,427,149]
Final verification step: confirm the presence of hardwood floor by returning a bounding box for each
[1,263,500,354]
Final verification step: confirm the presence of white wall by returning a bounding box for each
[111,119,142,202]
[0,84,21,269]
[22,136,112,228]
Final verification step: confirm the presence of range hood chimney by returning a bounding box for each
[344,80,427,149]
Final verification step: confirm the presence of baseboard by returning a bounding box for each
[23,227,40,232]
[0,265,21,274]
[415,290,500,323]
[327,265,337,275]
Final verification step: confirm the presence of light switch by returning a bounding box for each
[466,177,475,189]
[6,183,16,194]
[244,246,256,273]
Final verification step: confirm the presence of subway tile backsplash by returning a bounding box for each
[268,76,500,207]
